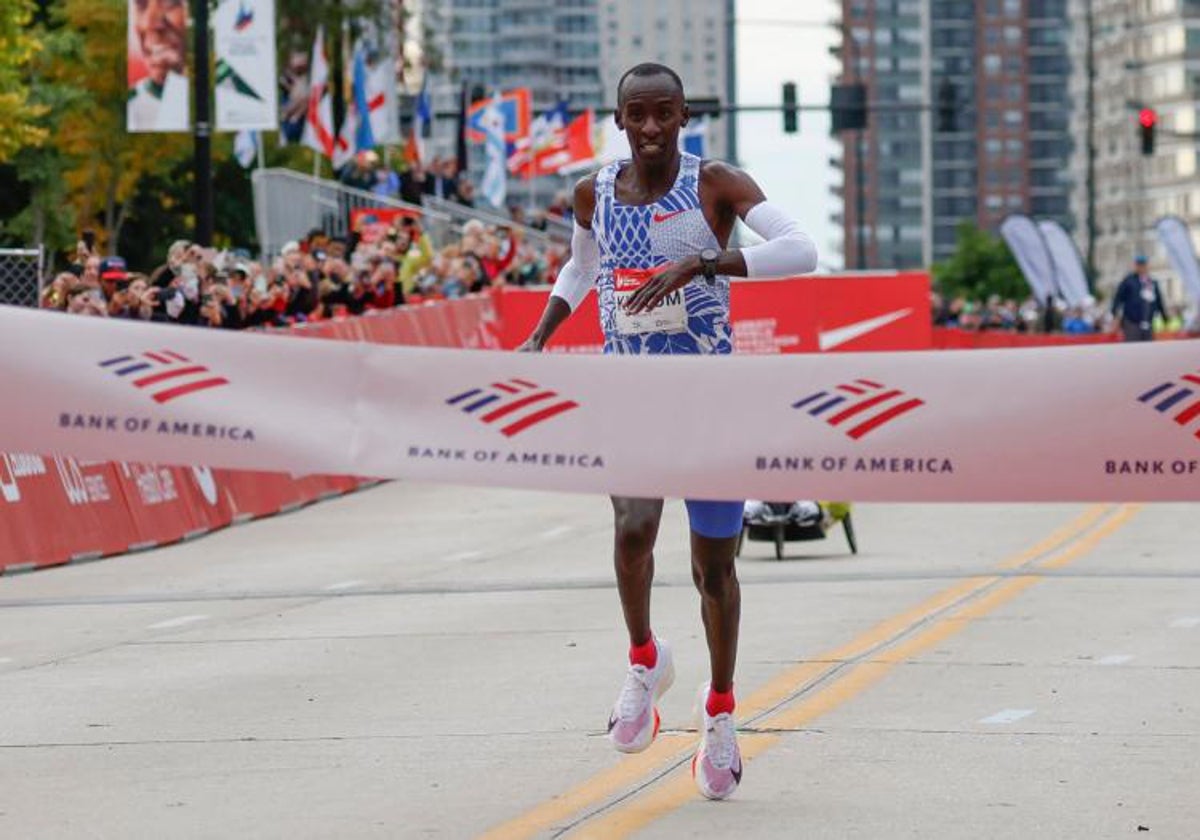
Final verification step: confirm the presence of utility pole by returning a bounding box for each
[1085,0,1097,286]
[193,0,214,246]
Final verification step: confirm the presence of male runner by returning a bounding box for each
[518,63,817,799]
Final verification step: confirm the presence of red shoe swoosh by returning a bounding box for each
[653,209,687,223]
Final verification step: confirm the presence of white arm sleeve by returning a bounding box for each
[739,201,818,278]
[550,222,601,311]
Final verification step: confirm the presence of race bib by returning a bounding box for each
[1140,287,1155,303]
[613,267,687,335]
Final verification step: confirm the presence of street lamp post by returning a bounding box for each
[193,0,214,246]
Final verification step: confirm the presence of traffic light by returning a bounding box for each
[936,79,959,133]
[688,97,722,119]
[830,83,867,132]
[1139,108,1157,156]
[782,82,798,134]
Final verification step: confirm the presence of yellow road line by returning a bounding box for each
[572,505,1139,837]
[480,504,1123,839]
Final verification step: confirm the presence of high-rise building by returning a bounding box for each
[836,0,1073,270]
[1068,0,1194,301]
[597,0,736,162]
[420,0,604,207]
[836,0,927,270]
[417,0,736,209]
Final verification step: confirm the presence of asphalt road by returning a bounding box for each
[0,483,1196,838]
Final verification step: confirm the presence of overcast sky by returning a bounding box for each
[734,0,841,268]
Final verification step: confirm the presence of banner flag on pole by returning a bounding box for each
[1155,216,1200,306]
[234,130,258,168]
[126,0,191,132]
[1038,220,1091,307]
[214,0,278,132]
[300,26,338,161]
[999,214,1058,303]
[480,92,508,209]
[467,88,532,144]
[406,74,431,168]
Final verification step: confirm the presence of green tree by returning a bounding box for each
[0,0,47,163]
[57,0,191,252]
[5,21,88,255]
[932,222,1029,301]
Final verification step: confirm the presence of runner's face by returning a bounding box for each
[135,0,187,85]
[617,75,688,165]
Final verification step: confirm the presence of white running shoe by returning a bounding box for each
[607,638,675,753]
[692,683,743,800]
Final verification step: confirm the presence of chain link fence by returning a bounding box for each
[0,248,45,308]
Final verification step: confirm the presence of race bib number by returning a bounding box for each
[613,267,687,335]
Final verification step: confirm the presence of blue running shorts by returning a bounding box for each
[685,499,745,539]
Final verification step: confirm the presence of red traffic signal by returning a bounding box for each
[1139,108,1157,156]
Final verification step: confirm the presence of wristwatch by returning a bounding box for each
[699,248,719,283]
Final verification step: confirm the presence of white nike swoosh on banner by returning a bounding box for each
[818,308,915,351]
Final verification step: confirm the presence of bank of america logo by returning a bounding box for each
[1138,371,1200,439]
[447,378,579,437]
[99,351,230,405]
[792,378,924,440]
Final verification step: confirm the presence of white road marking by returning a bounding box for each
[324,579,366,591]
[1096,654,1134,666]
[540,526,574,540]
[1170,616,1200,629]
[147,614,209,630]
[0,657,13,665]
[979,709,1035,725]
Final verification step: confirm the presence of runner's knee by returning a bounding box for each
[614,512,658,559]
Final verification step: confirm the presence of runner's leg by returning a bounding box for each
[611,496,664,646]
[690,531,741,692]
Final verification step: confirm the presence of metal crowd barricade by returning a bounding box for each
[251,168,572,259]
[0,248,45,308]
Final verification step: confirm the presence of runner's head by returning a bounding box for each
[616,63,688,166]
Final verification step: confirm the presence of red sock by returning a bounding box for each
[706,687,735,717]
[629,638,657,669]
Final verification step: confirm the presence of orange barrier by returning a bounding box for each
[0,295,502,574]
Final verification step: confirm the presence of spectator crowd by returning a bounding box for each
[930,292,1195,336]
[40,212,568,329]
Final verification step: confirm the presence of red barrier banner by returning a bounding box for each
[0,298,499,574]
[931,329,1120,350]
[349,207,422,245]
[493,273,933,354]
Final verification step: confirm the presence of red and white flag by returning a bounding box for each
[301,26,346,163]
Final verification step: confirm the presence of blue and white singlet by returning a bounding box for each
[591,153,733,356]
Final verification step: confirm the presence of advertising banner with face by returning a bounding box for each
[127,0,191,133]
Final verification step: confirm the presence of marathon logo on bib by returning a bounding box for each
[614,267,687,335]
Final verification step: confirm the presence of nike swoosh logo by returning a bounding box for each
[653,209,687,223]
[818,308,914,351]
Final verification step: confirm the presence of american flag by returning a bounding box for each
[99,350,230,405]
[1139,370,1200,440]
[447,378,579,438]
[793,378,924,440]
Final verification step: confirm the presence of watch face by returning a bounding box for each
[701,249,719,261]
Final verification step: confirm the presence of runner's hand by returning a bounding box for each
[622,260,696,315]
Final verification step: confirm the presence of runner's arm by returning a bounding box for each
[624,165,818,315]
[518,177,598,352]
